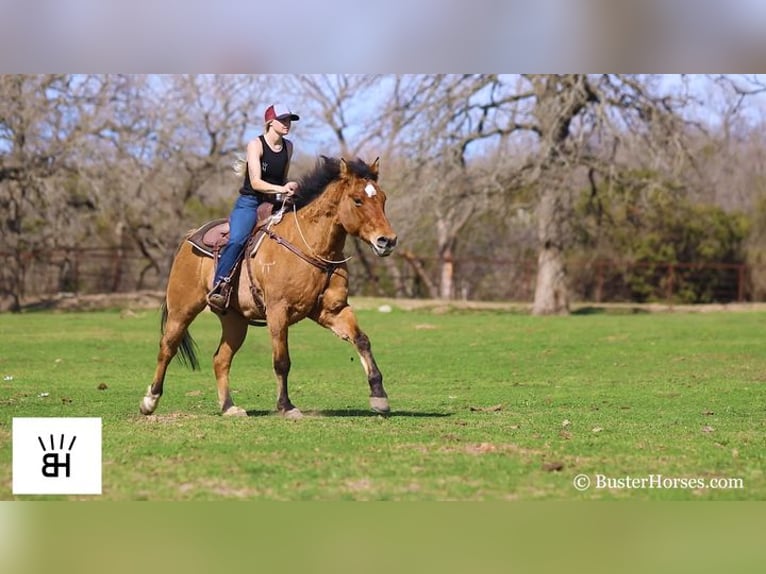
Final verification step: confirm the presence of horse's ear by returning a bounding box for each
[370,157,380,177]
[340,158,349,178]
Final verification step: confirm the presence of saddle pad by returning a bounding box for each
[187,218,229,258]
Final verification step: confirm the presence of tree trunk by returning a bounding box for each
[528,75,595,315]
[439,249,455,300]
[437,218,459,300]
[399,250,439,299]
[111,222,126,292]
[533,186,570,315]
[352,237,384,296]
[533,246,569,315]
[383,257,408,298]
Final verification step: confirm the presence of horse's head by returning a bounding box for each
[337,158,397,257]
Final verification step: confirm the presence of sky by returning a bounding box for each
[1,0,765,72]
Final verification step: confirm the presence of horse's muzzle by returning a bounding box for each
[372,235,397,257]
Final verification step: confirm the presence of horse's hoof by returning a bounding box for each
[223,405,247,417]
[370,396,390,414]
[139,399,154,415]
[140,387,160,415]
[282,408,304,420]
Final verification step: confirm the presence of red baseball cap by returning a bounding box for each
[264,104,300,123]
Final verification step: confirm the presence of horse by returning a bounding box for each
[139,156,397,419]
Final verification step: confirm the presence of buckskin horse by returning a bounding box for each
[139,156,397,419]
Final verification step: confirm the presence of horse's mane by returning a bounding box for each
[293,156,378,209]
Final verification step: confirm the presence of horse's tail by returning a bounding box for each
[160,298,200,371]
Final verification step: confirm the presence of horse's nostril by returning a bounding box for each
[376,236,397,249]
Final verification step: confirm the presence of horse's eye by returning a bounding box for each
[353,197,363,207]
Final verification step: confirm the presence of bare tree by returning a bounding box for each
[372,74,707,312]
[94,74,270,288]
[0,75,119,309]
[286,74,383,157]
[373,75,534,300]
[0,74,272,306]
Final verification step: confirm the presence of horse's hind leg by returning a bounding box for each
[311,303,389,414]
[140,304,201,415]
[213,313,249,416]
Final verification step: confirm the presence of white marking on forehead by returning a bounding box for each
[365,183,377,197]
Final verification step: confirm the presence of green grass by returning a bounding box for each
[1,303,765,500]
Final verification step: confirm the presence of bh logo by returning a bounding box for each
[38,434,77,478]
[13,418,102,495]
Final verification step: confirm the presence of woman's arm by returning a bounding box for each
[245,138,295,196]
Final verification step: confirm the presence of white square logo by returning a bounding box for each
[12,418,102,495]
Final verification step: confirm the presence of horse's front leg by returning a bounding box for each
[213,313,249,416]
[268,308,302,419]
[312,303,389,414]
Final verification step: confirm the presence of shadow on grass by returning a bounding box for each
[572,306,649,316]
[245,409,452,418]
[313,409,452,418]
[245,410,276,417]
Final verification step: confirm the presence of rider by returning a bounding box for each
[207,103,301,311]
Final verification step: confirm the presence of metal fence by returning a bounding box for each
[0,247,166,300]
[1,247,762,304]
[354,255,760,304]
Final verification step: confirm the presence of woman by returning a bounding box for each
[207,103,301,311]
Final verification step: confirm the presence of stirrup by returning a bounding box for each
[207,281,231,312]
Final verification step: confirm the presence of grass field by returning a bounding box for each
[1,301,764,500]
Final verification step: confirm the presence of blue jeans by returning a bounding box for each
[213,194,260,285]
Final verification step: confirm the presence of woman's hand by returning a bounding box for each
[282,181,300,197]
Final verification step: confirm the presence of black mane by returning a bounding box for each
[293,156,378,209]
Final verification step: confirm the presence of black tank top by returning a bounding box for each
[240,135,289,196]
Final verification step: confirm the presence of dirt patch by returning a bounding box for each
[135,412,203,424]
[177,479,266,499]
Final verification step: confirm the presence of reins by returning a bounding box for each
[261,227,340,276]
[259,199,350,276]
[291,202,352,266]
